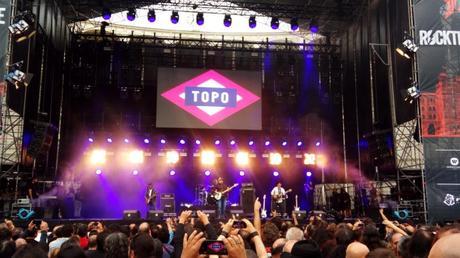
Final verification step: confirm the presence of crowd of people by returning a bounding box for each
[1,197,460,258]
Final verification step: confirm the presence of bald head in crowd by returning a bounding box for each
[138,222,151,235]
[429,233,460,258]
[286,227,305,241]
[346,242,370,258]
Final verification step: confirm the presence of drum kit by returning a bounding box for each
[194,184,216,206]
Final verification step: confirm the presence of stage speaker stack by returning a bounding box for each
[293,210,307,222]
[160,193,175,215]
[147,210,164,221]
[240,183,255,215]
[123,210,141,220]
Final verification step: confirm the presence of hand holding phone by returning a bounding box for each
[232,220,247,229]
[199,240,227,255]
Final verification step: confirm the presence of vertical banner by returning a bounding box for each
[415,0,460,222]
[0,0,11,80]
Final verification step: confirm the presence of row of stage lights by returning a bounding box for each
[101,8,319,32]
[88,137,321,148]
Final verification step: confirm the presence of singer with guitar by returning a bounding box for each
[211,177,238,219]
[145,183,157,211]
[270,181,291,217]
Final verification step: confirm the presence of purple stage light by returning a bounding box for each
[239,170,245,176]
[195,139,201,145]
[310,19,319,33]
[248,140,254,146]
[271,17,279,30]
[282,141,287,146]
[230,140,236,146]
[169,170,176,176]
[204,170,211,176]
[179,139,186,145]
[297,141,303,147]
[290,17,299,31]
[265,140,271,146]
[316,141,321,146]
[95,169,102,175]
[144,138,150,144]
[273,171,279,177]
[132,170,139,176]
[214,140,221,145]
[196,12,204,25]
[102,8,111,20]
[171,11,179,24]
[306,171,312,177]
[127,8,136,21]
[124,138,130,143]
[223,14,232,27]
[88,137,94,143]
[147,9,156,23]
[249,16,256,28]
[107,138,113,143]
[160,139,166,144]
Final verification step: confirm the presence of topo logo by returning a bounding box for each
[450,157,459,166]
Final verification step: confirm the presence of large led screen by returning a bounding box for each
[156,68,262,130]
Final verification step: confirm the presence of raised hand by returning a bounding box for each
[197,211,210,225]
[179,210,193,224]
[180,230,206,258]
[254,197,261,211]
[223,235,247,258]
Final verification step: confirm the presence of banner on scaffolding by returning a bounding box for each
[415,0,460,222]
[0,0,11,81]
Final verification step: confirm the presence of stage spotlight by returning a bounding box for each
[290,17,299,31]
[223,14,232,27]
[127,8,136,21]
[248,140,254,146]
[171,11,179,24]
[282,141,288,147]
[235,151,249,166]
[304,153,316,165]
[273,171,280,177]
[4,61,33,89]
[297,141,303,147]
[8,11,36,43]
[124,138,130,143]
[306,171,312,177]
[102,8,111,20]
[309,18,318,33]
[144,138,150,144]
[264,140,271,146]
[201,150,216,165]
[271,17,279,30]
[90,149,107,165]
[204,170,211,176]
[179,139,186,145]
[403,83,421,104]
[239,170,245,176]
[166,150,180,165]
[195,139,201,145]
[315,141,321,146]
[160,139,166,144]
[249,16,256,28]
[107,138,113,143]
[88,138,94,143]
[196,12,204,25]
[269,152,282,165]
[317,154,327,168]
[214,140,221,145]
[230,140,236,146]
[95,169,102,175]
[128,150,144,164]
[169,170,176,176]
[132,170,139,176]
[396,37,419,59]
[147,8,156,22]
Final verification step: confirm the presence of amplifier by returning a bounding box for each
[123,210,141,220]
[161,194,175,213]
[147,210,164,221]
[17,199,30,204]
[293,210,307,222]
[161,193,175,199]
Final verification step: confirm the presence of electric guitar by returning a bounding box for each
[294,195,300,211]
[261,195,267,218]
[213,183,239,200]
[145,190,157,205]
[272,189,292,202]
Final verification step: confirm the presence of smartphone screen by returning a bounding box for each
[232,220,247,229]
[199,240,227,255]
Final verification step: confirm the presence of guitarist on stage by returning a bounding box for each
[271,181,289,217]
[145,183,157,211]
[212,177,236,219]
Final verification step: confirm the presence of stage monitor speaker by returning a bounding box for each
[293,210,307,222]
[147,210,164,221]
[160,194,175,214]
[123,210,140,220]
[240,186,255,214]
